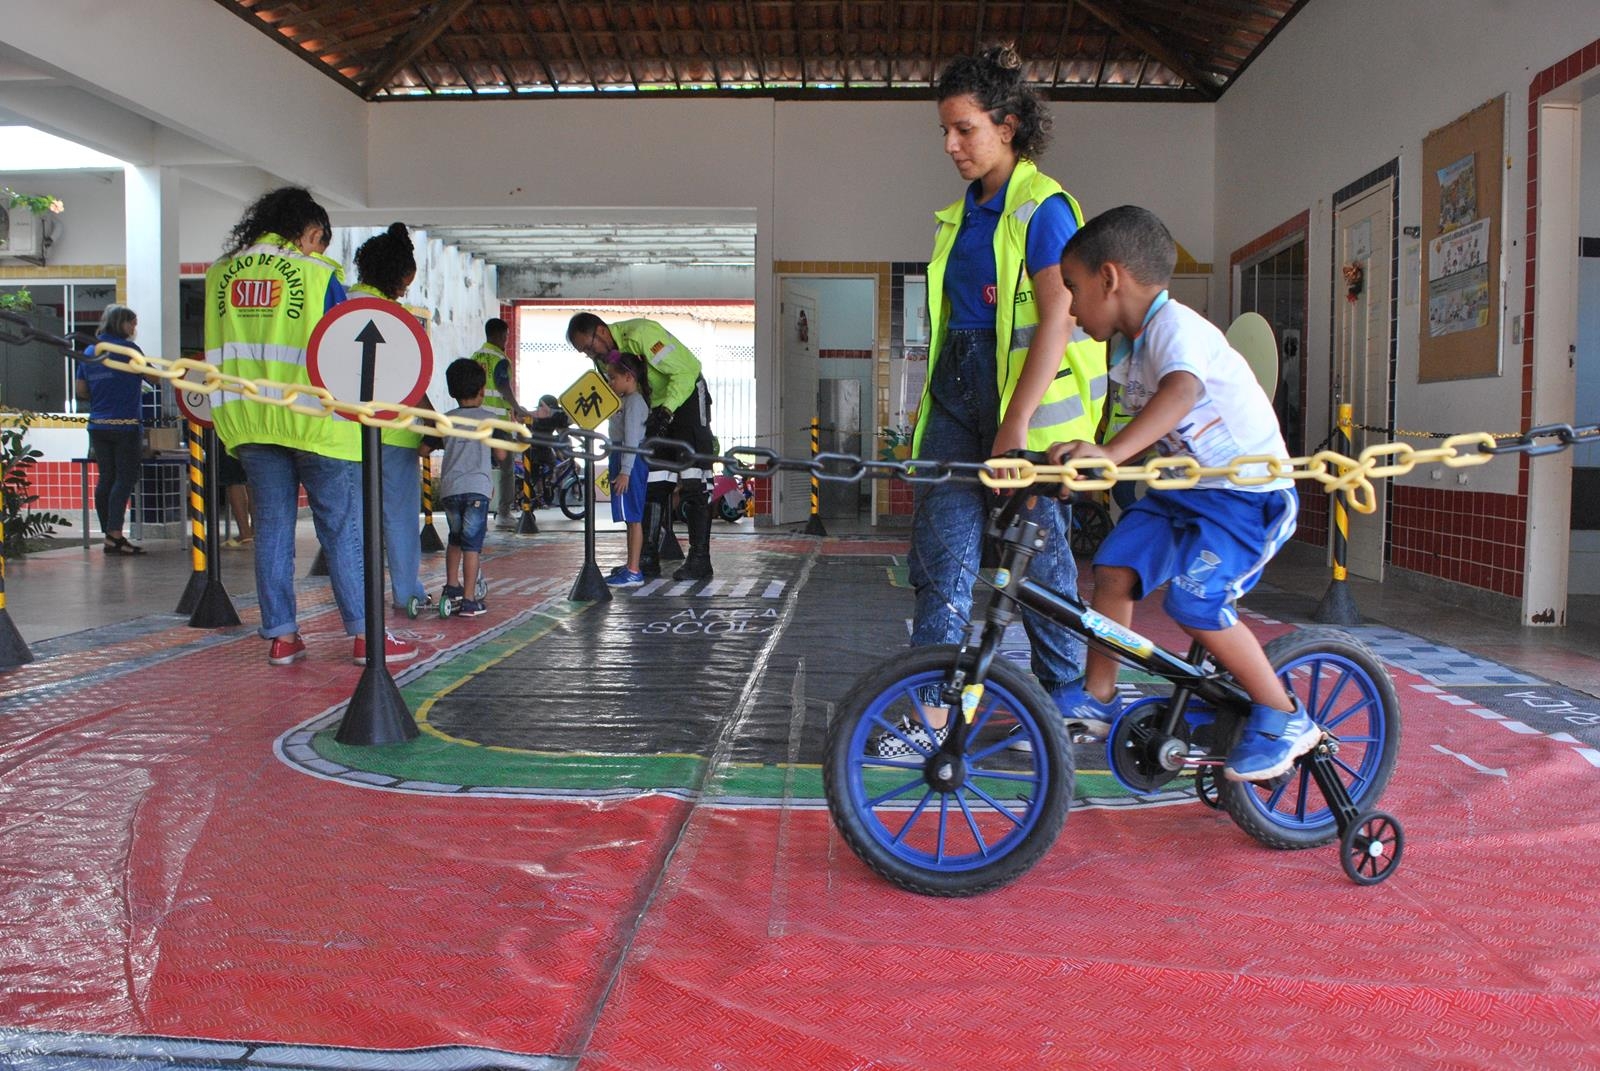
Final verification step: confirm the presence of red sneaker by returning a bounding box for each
[268,635,307,665]
[352,631,419,666]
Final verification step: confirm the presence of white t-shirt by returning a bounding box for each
[1109,297,1291,491]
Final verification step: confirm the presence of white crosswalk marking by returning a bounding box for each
[696,579,727,596]
[728,578,757,597]
[635,579,671,596]
[763,580,786,598]
[621,574,790,599]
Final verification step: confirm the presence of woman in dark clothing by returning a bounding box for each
[75,304,155,555]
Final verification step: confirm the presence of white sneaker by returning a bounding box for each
[870,718,950,759]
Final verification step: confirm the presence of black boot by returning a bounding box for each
[658,503,685,561]
[673,494,714,581]
[639,494,667,577]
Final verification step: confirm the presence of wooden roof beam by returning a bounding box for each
[358,0,476,100]
[553,0,601,90]
[1073,0,1221,99]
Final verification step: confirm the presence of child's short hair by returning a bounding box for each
[1063,205,1177,287]
[446,357,486,403]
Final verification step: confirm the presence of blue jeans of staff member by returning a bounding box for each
[908,329,1086,706]
[88,427,141,537]
[380,443,427,609]
[236,444,367,639]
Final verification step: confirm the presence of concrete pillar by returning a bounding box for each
[123,164,181,365]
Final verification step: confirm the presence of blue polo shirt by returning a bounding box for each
[76,334,146,432]
[945,179,1078,329]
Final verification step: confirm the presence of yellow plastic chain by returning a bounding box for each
[978,433,1500,515]
[91,341,533,452]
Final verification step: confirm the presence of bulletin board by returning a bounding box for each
[1419,95,1504,382]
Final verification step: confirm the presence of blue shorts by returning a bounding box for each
[1095,487,1298,631]
[442,493,489,553]
[609,455,648,524]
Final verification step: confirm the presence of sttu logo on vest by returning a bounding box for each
[982,284,997,306]
[230,279,282,309]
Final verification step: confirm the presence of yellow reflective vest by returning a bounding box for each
[915,159,1108,455]
[605,318,701,413]
[206,233,359,460]
[470,342,513,419]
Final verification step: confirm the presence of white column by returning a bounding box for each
[122,164,181,366]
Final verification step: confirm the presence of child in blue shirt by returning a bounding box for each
[1050,205,1312,783]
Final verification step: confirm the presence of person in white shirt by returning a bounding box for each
[1050,205,1311,783]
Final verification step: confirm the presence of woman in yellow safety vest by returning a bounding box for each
[205,187,417,668]
[880,45,1110,758]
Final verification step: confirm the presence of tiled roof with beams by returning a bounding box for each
[215,0,1308,103]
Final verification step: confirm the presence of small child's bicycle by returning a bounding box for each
[823,462,1404,896]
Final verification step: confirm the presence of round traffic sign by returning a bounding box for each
[306,296,433,421]
[174,375,213,428]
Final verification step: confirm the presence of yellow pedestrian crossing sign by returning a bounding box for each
[560,370,621,430]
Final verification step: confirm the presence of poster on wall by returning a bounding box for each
[1435,154,1478,233]
[1418,96,1503,382]
[1427,217,1492,337]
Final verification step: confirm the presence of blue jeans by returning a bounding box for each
[88,428,141,535]
[236,444,366,639]
[443,493,489,553]
[908,329,1085,706]
[381,443,425,607]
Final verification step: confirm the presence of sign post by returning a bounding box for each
[559,370,621,602]
[173,384,240,628]
[308,297,432,746]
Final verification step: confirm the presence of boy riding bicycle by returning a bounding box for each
[1051,205,1313,783]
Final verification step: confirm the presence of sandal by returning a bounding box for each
[103,535,145,556]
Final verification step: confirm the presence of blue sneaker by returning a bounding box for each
[606,568,646,588]
[1224,700,1322,782]
[456,598,487,617]
[1009,684,1121,751]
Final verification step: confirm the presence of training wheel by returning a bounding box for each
[438,599,454,619]
[1339,810,1404,885]
[405,595,422,619]
[476,575,488,600]
[1194,765,1222,809]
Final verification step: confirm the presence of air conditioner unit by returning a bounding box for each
[0,203,44,259]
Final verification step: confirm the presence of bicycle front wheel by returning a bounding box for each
[823,646,1073,896]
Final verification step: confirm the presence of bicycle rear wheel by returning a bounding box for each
[558,474,587,520]
[1220,628,1400,849]
[1069,500,1113,558]
[823,646,1073,896]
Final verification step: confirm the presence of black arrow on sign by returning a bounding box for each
[355,320,385,402]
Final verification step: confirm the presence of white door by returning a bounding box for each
[778,279,820,525]
[1333,181,1394,581]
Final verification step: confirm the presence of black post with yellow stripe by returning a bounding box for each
[803,416,828,537]
[185,425,241,629]
[419,454,443,553]
[0,516,34,670]
[176,421,208,614]
[1314,402,1362,625]
[517,446,540,534]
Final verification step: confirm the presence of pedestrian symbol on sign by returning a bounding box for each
[558,371,620,431]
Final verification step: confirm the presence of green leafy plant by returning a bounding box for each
[2,188,65,216]
[0,288,34,312]
[0,414,71,557]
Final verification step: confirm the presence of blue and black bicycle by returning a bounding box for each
[823,457,1404,896]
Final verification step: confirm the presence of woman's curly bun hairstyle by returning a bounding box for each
[354,222,417,300]
[935,43,1052,159]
